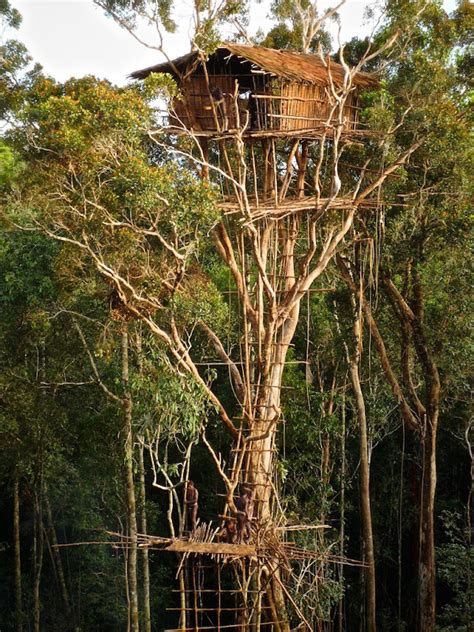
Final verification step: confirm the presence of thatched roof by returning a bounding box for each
[130,43,377,88]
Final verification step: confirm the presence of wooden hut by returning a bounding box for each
[131,43,377,136]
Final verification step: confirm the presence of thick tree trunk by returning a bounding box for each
[122,328,140,632]
[242,307,300,632]
[349,363,376,632]
[13,471,23,632]
[246,401,290,632]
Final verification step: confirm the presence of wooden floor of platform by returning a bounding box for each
[139,535,255,557]
[150,126,378,141]
[220,195,377,218]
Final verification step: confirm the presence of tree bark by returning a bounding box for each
[138,442,151,632]
[341,271,377,632]
[338,390,346,632]
[244,304,300,632]
[135,331,151,632]
[338,255,440,630]
[45,492,71,615]
[349,362,376,632]
[418,415,437,631]
[13,471,23,632]
[384,269,440,631]
[373,296,439,632]
[122,327,140,632]
[33,483,44,632]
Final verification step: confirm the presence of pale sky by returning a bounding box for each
[10,0,458,86]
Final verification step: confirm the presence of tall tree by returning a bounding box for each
[4,40,419,632]
[337,273,377,632]
[2,2,471,629]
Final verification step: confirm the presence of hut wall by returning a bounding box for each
[277,82,360,131]
[171,74,361,133]
[171,75,253,131]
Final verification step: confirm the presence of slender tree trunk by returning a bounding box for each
[418,413,438,631]
[45,492,71,615]
[33,483,44,632]
[135,331,151,632]
[262,140,274,199]
[338,256,441,630]
[349,362,376,632]
[388,267,439,631]
[338,390,346,632]
[13,471,23,632]
[138,443,151,632]
[339,259,377,631]
[122,327,140,632]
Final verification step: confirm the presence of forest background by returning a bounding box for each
[0,0,472,631]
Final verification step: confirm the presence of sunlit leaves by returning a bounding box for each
[95,0,176,33]
[174,272,228,332]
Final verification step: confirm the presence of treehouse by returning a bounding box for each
[131,43,376,137]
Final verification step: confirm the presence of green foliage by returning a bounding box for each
[0,141,20,188]
[0,17,43,123]
[437,510,474,630]
[174,272,228,331]
[257,0,332,53]
[132,346,211,440]
[4,75,221,340]
[95,0,177,33]
[95,0,248,52]
[0,0,21,29]
[0,2,472,631]
[140,71,179,102]
[0,233,58,315]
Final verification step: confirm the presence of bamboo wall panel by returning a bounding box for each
[171,75,361,133]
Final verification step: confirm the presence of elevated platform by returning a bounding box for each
[220,195,378,221]
[150,125,379,142]
[143,537,255,557]
[120,524,337,563]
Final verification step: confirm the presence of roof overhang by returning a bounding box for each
[130,43,377,89]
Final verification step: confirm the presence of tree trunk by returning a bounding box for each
[45,492,71,615]
[338,256,441,630]
[384,268,440,630]
[338,390,346,632]
[13,471,23,632]
[417,413,438,631]
[122,327,140,632]
[410,270,440,632]
[242,305,300,632]
[135,331,151,632]
[138,442,151,632]
[338,256,377,631]
[33,484,44,632]
[349,362,376,632]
